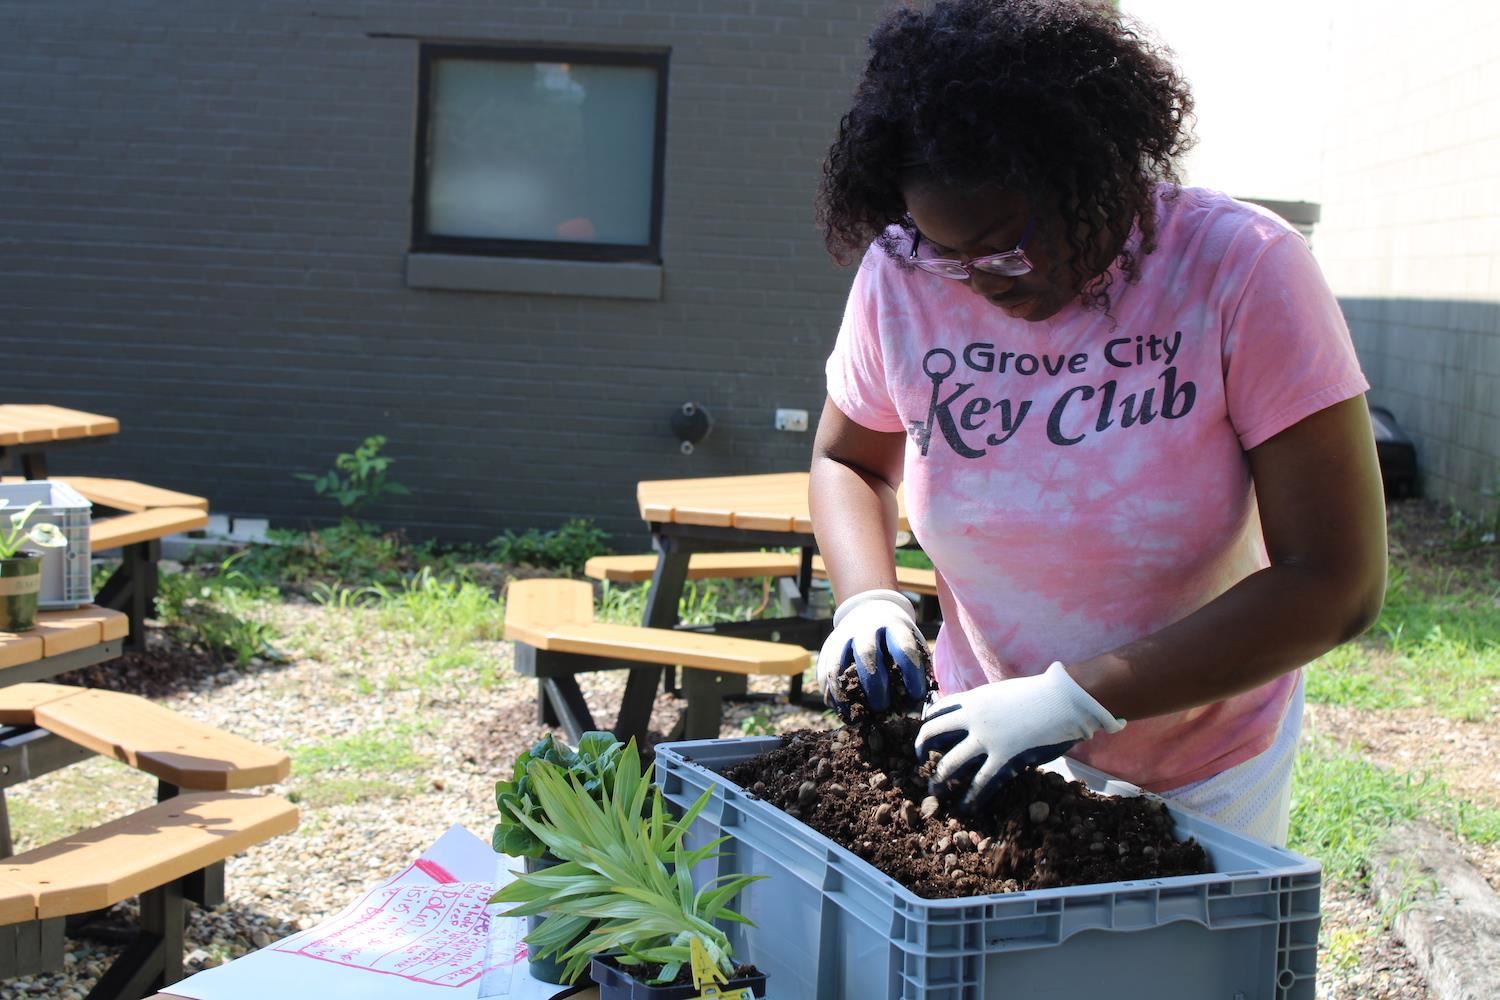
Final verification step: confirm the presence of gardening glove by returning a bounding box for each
[816,588,931,717]
[915,662,1125,813]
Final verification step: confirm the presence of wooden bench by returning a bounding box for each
[583,551,939,596]
[505,579,811,743]
[0,682,292,908]
[91,507,210,653]
[59,477,209,514]
[2,683,290,793]
[0,606,129,686]
[0,476,209,515]
[0,791,298,999]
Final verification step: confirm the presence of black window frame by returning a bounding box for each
[411,43,669,264]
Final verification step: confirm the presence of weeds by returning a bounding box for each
[740,706,777,737]
[156,553,280,666]
[364,568,505,643]
[596,578,770,627]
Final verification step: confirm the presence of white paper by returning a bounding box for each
[162,826,570,1000]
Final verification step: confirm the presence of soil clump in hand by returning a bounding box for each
[721,717,1208,899]
[834,644,937,720]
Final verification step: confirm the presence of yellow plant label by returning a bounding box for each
[687,937,751,998]
[688,937,726,989]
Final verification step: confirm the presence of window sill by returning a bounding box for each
[404,252,663,301]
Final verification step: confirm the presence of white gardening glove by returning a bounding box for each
[816,588,932,717]
[914,662,1126,812]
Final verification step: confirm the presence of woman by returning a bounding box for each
[810,0,1387,846]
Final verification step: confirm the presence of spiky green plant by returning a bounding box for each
[490,741,763,986]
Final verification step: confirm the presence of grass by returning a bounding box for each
[1305,559,1499,721]
[287,722,434,807]
[1289,737,1500,886]
[292,722,429,776]
[291,776,423,809]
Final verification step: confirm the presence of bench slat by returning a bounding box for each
[57,476,209,513]
[0,875,36,926]
[30,605,129,642]
[0,632,43,671]
[584,552,801,584]
[505,579,809,677]
[581,552,939,596]
[35,689,291,790]
[90,507,209,552]
[0,608,126,671]
[0,682,84,725]
[0,792,298,920]
[538,623,809,676]
[810,557,939,597]
[505,578,594,632]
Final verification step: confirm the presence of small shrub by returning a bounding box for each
[295,435,410,516]
[491,519,611,575]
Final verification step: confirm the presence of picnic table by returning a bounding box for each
[0,677,294,998]
[636,470,915,638]
[0,404,119,480]
[0,401,211,651]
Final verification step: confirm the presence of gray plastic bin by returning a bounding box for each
[655,737,1320,1000]
[0,480,92,610]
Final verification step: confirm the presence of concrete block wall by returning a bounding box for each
[1310,3,1500,510]
[0,1,891,544]
[1124,0,1500,513]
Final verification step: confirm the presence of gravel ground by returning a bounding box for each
[0,586,1487,999]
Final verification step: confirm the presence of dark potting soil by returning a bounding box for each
[594,956,763,992]
[720,717,1209,899]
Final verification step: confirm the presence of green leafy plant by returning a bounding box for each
[491,741,761,986]
[740,706,777,737]
[155,553,281,666]
[296,435,411,515]
[491,519,611,575]
[493,732,625,859]
[0,500,68,559]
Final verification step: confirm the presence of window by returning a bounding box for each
[413,44,669,264]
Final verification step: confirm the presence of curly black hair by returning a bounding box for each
[818,0,1195,312]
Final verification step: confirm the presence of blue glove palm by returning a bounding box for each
[816,589,931,716]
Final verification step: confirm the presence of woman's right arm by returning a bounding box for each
[808,396,909,600]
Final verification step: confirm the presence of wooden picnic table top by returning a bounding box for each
[637,471,911,535]
[0,606,128,672]
[0,405,118,448]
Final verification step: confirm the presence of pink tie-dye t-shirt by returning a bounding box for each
[825,186,1369,792]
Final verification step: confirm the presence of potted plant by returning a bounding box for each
[492,731,625,984]
[0,499,68,632]
[492,741,768,998]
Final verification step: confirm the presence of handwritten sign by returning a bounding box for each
[276,878,499,987]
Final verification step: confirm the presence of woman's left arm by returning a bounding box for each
[1069,394,1388,720]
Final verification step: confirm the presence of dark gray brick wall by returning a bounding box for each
[0,0,892,546]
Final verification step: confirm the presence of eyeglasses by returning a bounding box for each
[908,218,1036,279]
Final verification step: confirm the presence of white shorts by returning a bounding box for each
[1158,673,1304,848]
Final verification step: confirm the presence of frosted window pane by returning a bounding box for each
[425,59,658,245]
